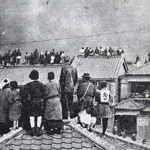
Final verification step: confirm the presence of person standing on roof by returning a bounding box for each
[44,72,63,134]
[0,79,11,135]
[20,70,45,136]
[59,56,78,120]
[16,49,22,65]
[33,49,39,64]
[95,81,113,137]
[77,73,96,131]
[9,81,22,130]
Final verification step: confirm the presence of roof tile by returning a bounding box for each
[13,139,22,145]
[72,142,82,149]
[40,144,51,149]
[2,124,101,150]
[72,56,126,79]
[30,144,41,149]
[20,144,31,149]
[42,138,52,145]
[51,143,62,149]
[61,142,72,149]
[22,139,32,145]
[51,137,62,144]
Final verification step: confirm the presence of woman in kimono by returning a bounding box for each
[9,81,22,130]
[20,70,45,136]
[44,72,63,134]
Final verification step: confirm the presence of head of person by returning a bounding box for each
[48,72,55,81]
[1,78,9,89]
[64,56,71,64]
[10,81,18,90]
[82,73,91,81]
[29,70,39,80]
[100,80,107,89]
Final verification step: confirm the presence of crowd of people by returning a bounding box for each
[0,56,113,138]
[0,48,72,67]
[79,46,124,57]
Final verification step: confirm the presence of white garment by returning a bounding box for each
[100,89,110,103]
[79,49,85,55]
[50,56,55,63]
[78,110,96,125]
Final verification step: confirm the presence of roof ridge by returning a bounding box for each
[127,62,150,73]
[116,99,144,109]
[69,122,116,150]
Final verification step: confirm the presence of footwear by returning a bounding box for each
[47,129,54,135]
[36,127,42,136]
[30,127,36,136]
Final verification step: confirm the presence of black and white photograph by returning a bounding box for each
[0,0,150,149]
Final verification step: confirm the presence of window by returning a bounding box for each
[131,82,150,96]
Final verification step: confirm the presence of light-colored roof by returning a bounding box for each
[127,62,150,75]
[115,99,144,110]
[0,65,62,85]
[1,123,114,150]
[71,55,127,80]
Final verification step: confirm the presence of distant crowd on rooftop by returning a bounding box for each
[0,48,73,67]
[79,46,124,57]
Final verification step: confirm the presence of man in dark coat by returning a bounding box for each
[59,56,78,119]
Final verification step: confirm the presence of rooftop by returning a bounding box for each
[0,65,63,85]
[126,62,150,75]
[0,122,113,150]
[71,55,128,80]
[115,99,144,110]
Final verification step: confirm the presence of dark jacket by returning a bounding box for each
[0,88,11,124]
[59,64,78,93]
[20,81,45,116]
[77,80,95,114]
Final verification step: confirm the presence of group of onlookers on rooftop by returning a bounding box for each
[0,56,113,138]
[79,46,124,57]
[0,48,72,67]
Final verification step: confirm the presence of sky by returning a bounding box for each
[0,0,150,62]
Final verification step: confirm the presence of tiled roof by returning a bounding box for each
[1,124,105,150]
[71,56,127,80]
[0,65,63,85]
[115,99,144,110]
[127,62,150,75]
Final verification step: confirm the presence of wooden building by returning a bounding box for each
[117,63,150,143]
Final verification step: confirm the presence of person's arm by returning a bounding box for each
[59,67,66,88]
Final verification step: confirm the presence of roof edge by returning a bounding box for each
[69,122,116,150]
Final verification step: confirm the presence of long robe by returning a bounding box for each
[44,81,63,129]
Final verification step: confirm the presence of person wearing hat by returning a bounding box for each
[20,70,45,136]
[0,78,11,135]
[95,80,113,137]
[59,57,78,120]
[44,72,63,134]
[76,73,96,131]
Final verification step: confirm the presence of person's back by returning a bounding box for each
[60,65,77,93]
[59,57,78,119]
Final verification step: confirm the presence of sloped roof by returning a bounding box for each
[1,124,110,150]
[71,55,127,80]
[0,65,63,85]
[115,99,144,110]
[126,62,150,75]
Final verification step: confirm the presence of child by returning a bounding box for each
[9,81,22,130]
